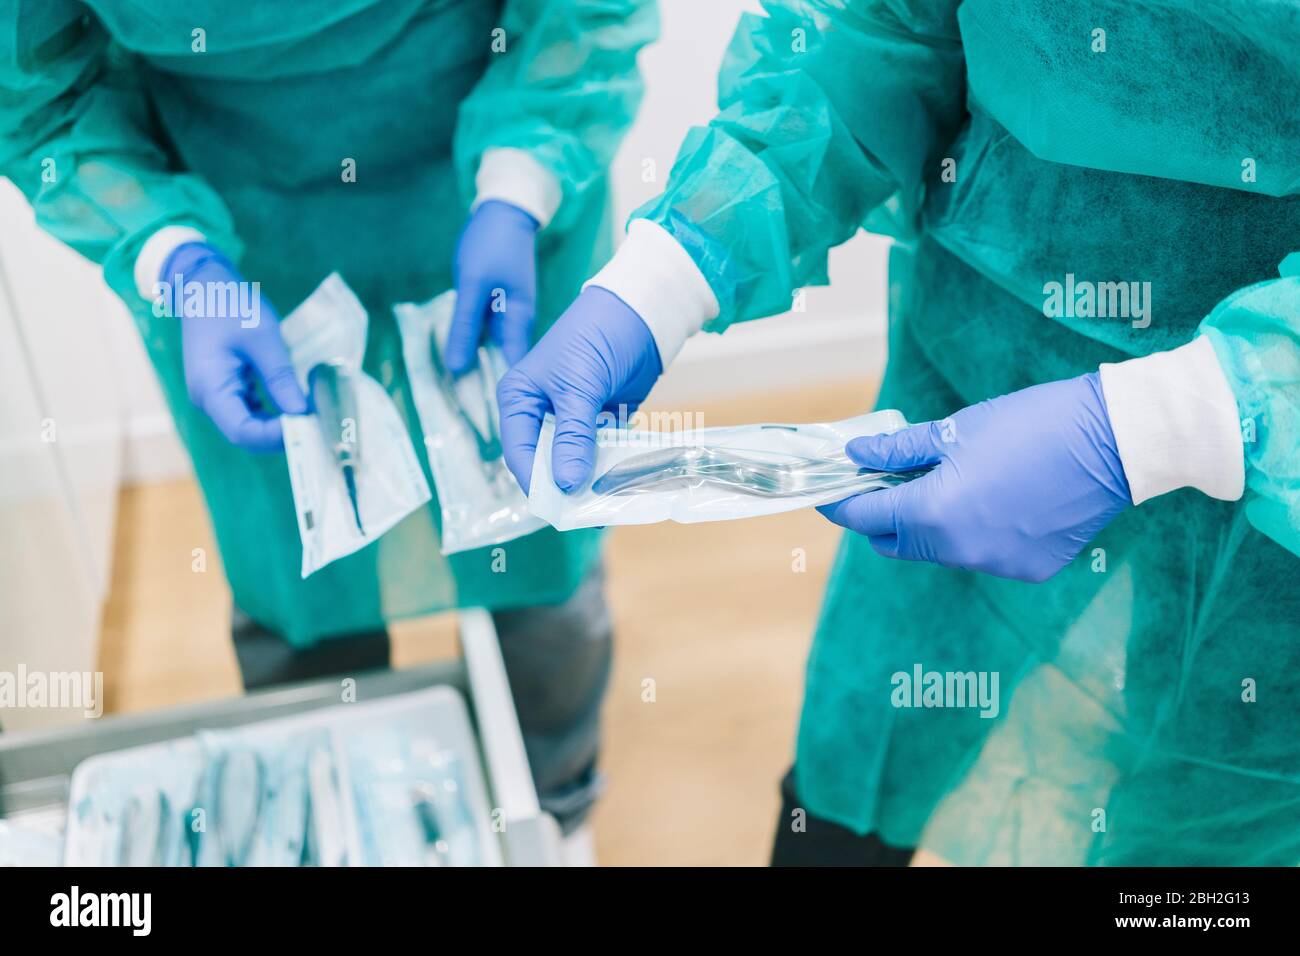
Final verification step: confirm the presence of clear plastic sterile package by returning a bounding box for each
[528,409,918,531]
[63,687,501,867]
[280,274,431,577]
[394,291,545,555]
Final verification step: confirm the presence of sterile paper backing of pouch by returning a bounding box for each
[280,273,431,577]
[528,409,911,530]
[394,290,545,555]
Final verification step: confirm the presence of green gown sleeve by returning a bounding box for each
[631,0,966,328]
[1199,254,1300,558]
[452,0,659,234]
[0,0,238,302]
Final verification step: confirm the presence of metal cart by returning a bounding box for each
[0,609,563,866]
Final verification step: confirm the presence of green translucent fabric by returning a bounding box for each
[0,0,656,645]
[638,0,1300,864]
[1202,258,1300,560]
[454,0,659,235]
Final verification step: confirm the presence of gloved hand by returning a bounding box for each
[498,286,663,493]
[446,200,539,374]
[164,242,307,453]
[818,373,1133,582]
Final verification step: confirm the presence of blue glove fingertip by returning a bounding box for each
[553,461,590,494]
[815,500,846,524]
[446,282,488,376]
[262,366,309,416]
[505,452,534,495]
[444,327,479,376]
[844,433,889,468]
[849,420,949,472]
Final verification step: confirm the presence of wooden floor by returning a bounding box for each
[99,382,886,866]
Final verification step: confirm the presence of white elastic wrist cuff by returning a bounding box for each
[472,148,562,229]
[1098,336,1244,504]
[134,225,207,299]
[584,219,720,366]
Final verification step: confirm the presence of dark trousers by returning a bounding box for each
[771,768,916,867]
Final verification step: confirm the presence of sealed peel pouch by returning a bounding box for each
[63,687,500,867]
[280,274,431,577]
[528,409,915,530]
[394,291,544,555]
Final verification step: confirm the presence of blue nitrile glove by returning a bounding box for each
[498,286,662,493]
[446,200,539,374]
[163,242,307,453]
[819,373,1133,582]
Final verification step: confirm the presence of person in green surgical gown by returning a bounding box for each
[500,0,1300,865]
[0,0,658,836]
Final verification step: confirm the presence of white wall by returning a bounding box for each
[0,182,122,729]
[622,0,890,408]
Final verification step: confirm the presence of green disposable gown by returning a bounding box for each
[0,0,658,645]
[634,0,1300,864]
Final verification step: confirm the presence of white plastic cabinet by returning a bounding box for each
[0,182,125,731]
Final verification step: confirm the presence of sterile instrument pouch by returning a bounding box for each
[394,290,545,555]
[529,409,916,530]
[281,274,431,577]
